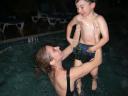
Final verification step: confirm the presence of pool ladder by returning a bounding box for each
[27,36,39,43]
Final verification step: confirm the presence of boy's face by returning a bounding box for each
[76,0,95,16]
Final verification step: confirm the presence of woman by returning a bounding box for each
[35,43,102,96]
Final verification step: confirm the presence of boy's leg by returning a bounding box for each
[74,59,82,95]
[90,67,98,90]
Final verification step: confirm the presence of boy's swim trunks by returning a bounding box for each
[73,43,95,63]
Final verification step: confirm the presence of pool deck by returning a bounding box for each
[0,18,67,41]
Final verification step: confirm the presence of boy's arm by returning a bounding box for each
[62,36,78,60]
[70,49,102,80]
[72,24,81,46]
[66,16,78,44]
[89,16,109,52]
[62,22,80,60]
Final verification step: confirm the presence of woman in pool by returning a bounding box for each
[35,42,102,96]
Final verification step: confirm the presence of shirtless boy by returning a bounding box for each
[66,0,109,94]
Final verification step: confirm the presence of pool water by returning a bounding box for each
[0,32,128,96]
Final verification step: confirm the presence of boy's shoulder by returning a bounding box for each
[95,14,105,21]
[93,14,106,24]
[73,14,80,18]
[73,14,82,20]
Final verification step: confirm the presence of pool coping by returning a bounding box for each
[0,30,65,44]
[0,30,65,50]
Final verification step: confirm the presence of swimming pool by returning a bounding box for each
[0,31,127,96]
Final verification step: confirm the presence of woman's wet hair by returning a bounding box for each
[36,44,53,74]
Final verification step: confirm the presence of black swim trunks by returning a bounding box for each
[73,43,95,63]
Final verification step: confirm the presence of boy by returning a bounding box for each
[66,0,109,95]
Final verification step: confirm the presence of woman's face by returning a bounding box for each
[46,45,63,62]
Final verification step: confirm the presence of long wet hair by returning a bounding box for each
[75,0,96,4]
[36,45,53,74]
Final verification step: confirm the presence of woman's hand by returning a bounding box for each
[70,39,78,48]
[87,46,96,53]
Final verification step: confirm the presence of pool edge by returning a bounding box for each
[0,30,65,44]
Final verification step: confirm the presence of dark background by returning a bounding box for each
[0,0,128,50]
[0,0,127,20]
[0,0,128,51]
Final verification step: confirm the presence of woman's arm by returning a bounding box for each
[62,44,74,60]
[70,49,102,80]
[62,36,79,60]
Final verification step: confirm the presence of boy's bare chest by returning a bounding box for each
[79,19,99,33]
[81,21,95,33]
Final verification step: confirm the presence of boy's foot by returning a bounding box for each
[92,79,97,90]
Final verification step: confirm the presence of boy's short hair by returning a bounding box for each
[75,0,96,4]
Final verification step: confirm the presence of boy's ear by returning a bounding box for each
[91,2,96,9]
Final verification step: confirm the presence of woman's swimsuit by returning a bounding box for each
[66,69,78,96]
